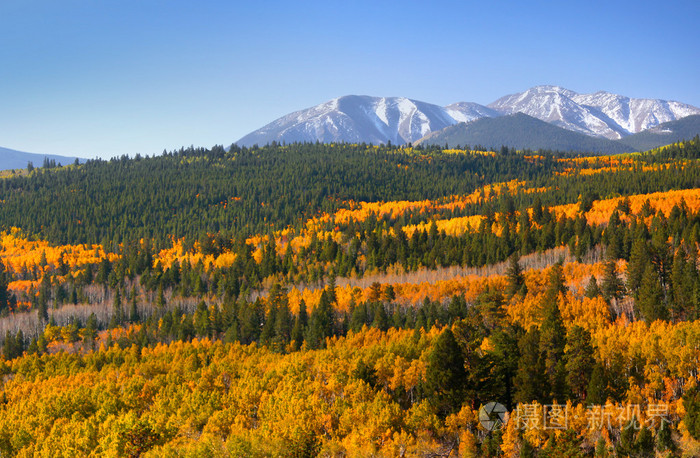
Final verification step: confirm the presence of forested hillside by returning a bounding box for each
[1,139,700,456]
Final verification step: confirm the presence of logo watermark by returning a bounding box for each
[479,401,508,431]
[478,402,673,431]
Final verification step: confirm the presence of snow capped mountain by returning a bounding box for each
[236,87,700,146]
[444,102,500,124]
[488,85,700,140]
[237,95,473,146]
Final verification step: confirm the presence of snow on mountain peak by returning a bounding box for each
[236,87,700,146]
[488,86,700,139]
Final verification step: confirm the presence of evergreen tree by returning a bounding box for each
[156,284,166,309]
[505,252,526,299]
[129,288,139,323]
[514,326,545,404]
[488,325,521,409]
[684,387,700,441]
[425,328,466,416]
[305,290,334,349]
[594,436,609,458]
[634,425,654,456]
[37,293,49,322]
[586,363,608,405]
[584,275,601,299]
[274,294,292,351]
[636,264,667,323]
[291,299,307,350]
[601,260,625,304]
[113,289,123,323]
[627,237,650,297]
[565,325,594,402]
[656,422,675,454]
[0,262,9,315]
[539,272,568,402]
[371,303,388,331]
[670,246,696,320]
[193,301,210,337]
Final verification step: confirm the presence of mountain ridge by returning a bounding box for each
[236,86,700,148]
[415,113,636,154]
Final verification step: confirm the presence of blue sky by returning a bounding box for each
[1,0,698,158]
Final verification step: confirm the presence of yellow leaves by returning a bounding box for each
[561,294,611,331]
[549,188,700,227]
[0,229,112,276]
[155,238,239,270]
[506,292,546,329]
[403,215,484,238]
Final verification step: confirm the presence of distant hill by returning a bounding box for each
[0,146,84,171]
[416,113,634,154]
[616,115,700,151]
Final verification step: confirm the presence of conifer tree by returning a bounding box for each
[305,290,334,349]
[565,326,594,402]
[0,262,9,315]
[586,363,608,406]
[584,275,601,299]
[129,287,139,322]
[514,326,545,404]
[636,264,667,323]
[505,252,526,299]
[626,237,649,297]
[291,299,308,350]
[425,328,466,416]
[539,264,568,402]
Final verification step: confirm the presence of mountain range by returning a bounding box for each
[0,146,84,171]
[236,86,700,152]
[417,114,700,154]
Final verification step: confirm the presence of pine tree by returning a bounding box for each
[584,275,601,299]
[656,422,675,453]
[594,436,608,457]
[194,301,210,337]
[634,425,654,456]
[260,300,277,346]
[156,284,166,309]
[37,293,49,322]
[291,299,307,350]
[539,272,568,402]
[0,262,9,315]
[684,387,700,440]
[565,325,594,402]
[670,246,694,320]
[113,289,123,323]
[514,326,545,404]
[425,328,466,416]
[586,363,608,405]
[636,263,667,323]
[627,236,650,297]
[505,252,526,299]
[601,260,625,304]
[274,295,292,351]
[371,303,388,331]
[305,290,334,349]
[129,287,139,322]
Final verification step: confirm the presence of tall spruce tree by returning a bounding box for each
[514,326,545,404]
[425,328,466,416]
[636,264,667,323]
[564,326,594,402]
[505,252,526,299]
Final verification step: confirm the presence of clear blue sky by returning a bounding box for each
[1,0,698,158]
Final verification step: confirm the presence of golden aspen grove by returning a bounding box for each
[2,139,700,456]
